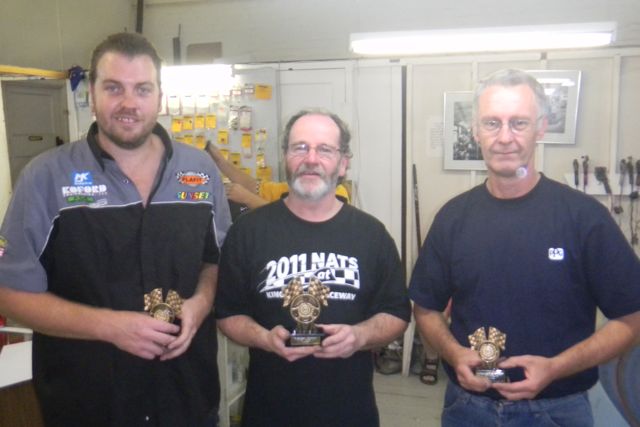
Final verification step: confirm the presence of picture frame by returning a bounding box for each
[443,91,486,171]
[528,70,582,144]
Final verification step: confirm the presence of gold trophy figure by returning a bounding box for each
[282,276,330,346]
[144,288,183,324]
[468,326,508,383]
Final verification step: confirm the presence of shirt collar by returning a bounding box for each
[87,122,174,170]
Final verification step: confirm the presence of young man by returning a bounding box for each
[409,69,640,426]
[215,110,410,426]
[0,32,231,426]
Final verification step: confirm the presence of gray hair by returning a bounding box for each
[281,109,353,158]
[472,69,549,122]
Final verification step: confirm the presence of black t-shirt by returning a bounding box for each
[216,200,410,426]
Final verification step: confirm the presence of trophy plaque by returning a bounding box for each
[144,288,183,324]
[282,276,330,346]
[468,326,508,383]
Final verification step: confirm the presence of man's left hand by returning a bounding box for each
[160,294,209,360]
[491,355,556,400]
[313,324,366,359]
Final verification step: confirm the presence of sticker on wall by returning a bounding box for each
[218,129,229,145]
[255,84,272,100]
[206,113,217,129]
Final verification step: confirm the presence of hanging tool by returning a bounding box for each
[614,159,626,214]
[627,157,635,194]
[582,156,590,192]
[573,159,580,189]
[412,164,422,246]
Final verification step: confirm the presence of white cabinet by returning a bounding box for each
[217,331,249,427]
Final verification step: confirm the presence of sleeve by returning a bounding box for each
[335,184,350,204]
[582,204,640,319]
[366,223,411,322]
[214,222,252,319]
[407,209,454,312]
[0,162,51,292]
[259,181,289,202]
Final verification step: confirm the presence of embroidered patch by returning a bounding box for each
[548,248,564,261]
[177,191,210,201]
[66,195,96,204]
[0,236,7,258]
[176,171,210,187]
[72,171,93,186]
[61,184,108,198]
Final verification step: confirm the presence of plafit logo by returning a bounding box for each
[548,248,564,261]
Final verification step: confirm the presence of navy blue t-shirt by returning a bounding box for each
[409,174,640,399]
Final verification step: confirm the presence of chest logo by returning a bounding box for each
[176,171,210,187]
[72,171,93,185]
[548,248,564,261]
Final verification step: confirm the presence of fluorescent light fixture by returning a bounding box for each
[161,64,234,94]
[350,22,616,56]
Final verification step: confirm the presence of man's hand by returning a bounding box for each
[265,325,318,362]
[106,311,180,360]
[313,324,366,359]
[492,355,555,400]
[450,346,492,393]
[160,293,211,360]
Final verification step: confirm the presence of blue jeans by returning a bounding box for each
[442,382,594,427]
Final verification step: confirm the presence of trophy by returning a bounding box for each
[468,326,508,383]
[144,288,183,324]
[282,276,330,346]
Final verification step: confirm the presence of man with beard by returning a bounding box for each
[0,32,231,426]
[204,142,350,212]
[215,110,410,427]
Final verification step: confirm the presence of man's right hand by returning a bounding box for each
[264,325,318,362]
[450,346,492,393]
[105,311,181,360]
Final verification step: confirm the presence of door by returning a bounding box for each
[2,80,69,186]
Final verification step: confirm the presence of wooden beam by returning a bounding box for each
[0,65,68,80]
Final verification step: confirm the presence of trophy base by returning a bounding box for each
[475,368,508,383]
[286,331,325,347]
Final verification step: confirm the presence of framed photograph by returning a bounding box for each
[443,92,485,171]
[528,70,582,144]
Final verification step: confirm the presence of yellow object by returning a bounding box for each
[0,65,67,79]
[255,84,272,100]
[218,130,229,145]
[206,114,217,129]
[171,117,183,133]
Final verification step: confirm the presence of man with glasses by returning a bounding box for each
[409,69,640,426]
[205,142,349,212]
[215,110,410,426]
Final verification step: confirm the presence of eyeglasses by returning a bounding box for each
[478,118,538,135]
[287,143,342,159]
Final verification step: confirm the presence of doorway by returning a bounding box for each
[1,79,69,186]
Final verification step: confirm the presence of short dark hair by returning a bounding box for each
[281,109,353,158]
[89,32,163,86]
[473,69,550,122]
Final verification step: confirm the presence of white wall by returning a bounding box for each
[0,0,134,70]
[406,48,640,261]
[140,0,640,64]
